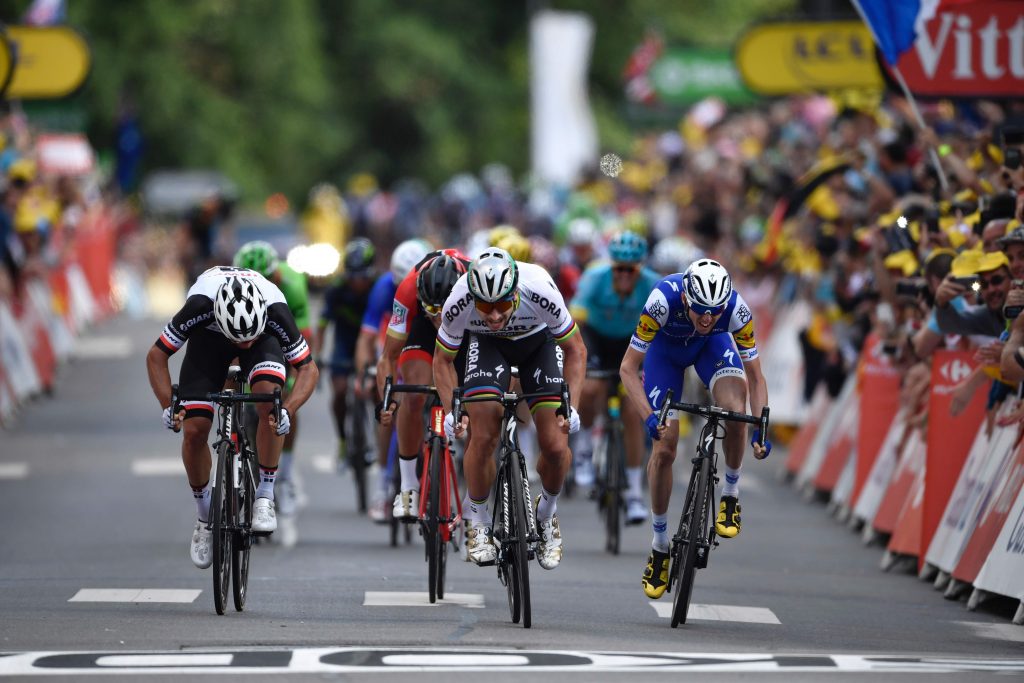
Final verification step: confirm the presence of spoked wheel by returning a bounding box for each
[211,444,233,615]
[232,451,256,611]
[426,440,443,603]
[509,454,532,628]
[604,426,623,555]
[670,456,710,628]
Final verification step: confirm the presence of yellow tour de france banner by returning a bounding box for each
[735,21,882,95]
[5,26,91,100]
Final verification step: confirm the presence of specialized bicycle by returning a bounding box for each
[452,383,569,628]
[588,368,628,555]
[382,376,463,603]
[171,366,281,615]
[656,389,769,627]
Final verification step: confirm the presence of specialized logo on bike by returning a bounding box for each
[433,408,443,435]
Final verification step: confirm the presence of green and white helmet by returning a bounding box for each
[233,240,279,278]
[468,247,518,302]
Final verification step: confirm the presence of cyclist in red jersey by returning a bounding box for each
[377,249,470,519]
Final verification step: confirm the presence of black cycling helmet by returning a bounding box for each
[417,254,466,309]
[343,238,376,275]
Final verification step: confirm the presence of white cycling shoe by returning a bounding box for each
[392,490,419,520]
[465,521,497,565]
[626,497,647,525]
[253,497,277,533]
[190,521,212,569]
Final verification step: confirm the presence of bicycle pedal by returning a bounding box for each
[252,530,273,538]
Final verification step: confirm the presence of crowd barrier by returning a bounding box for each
[775,303,1024,626]
[0,206,117,428]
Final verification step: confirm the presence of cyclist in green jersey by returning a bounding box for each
[234,241,313,522]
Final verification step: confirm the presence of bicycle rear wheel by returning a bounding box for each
[211,443,233,615]
[426,439,442,603]
[604,424,624,555]
[509,452,532,628]
[670,455,711,627]
[232,451,256,611]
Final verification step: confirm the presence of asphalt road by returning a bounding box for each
[1,315,1021,681]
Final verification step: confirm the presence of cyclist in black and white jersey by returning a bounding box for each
[146,266,319,569]
[432,248,586,570]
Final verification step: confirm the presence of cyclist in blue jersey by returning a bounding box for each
[570,232,661,523]
[618,259,770,600]
[353,239,432,520]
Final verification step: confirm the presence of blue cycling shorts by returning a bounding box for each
[642,332,745,420]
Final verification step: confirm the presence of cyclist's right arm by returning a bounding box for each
[620,286,670,431]
[433,280,471,417]
[147,294,212,416]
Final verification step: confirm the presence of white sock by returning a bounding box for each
[536,486,559,521]
[256,465,277,500]
[465,495,491,525]
[652,512,669,552]
[399,455,418,492]
[627,466,643,500]
[723,465,741,498]
[192,482,211,523]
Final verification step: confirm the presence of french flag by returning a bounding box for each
[22,0,65,26]
[851,0,974,65]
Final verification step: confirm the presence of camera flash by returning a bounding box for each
[896,216,908,229]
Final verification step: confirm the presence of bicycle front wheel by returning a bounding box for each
[232,451,256,611]
[671,455,711,628]
[211,443,233,615]
[509,452,532,628]
[604,424,624,555]
[426,439,443,603]
[348,399,370,513]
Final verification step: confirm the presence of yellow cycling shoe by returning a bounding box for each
[642,549,671,599]
[715,495,741,538]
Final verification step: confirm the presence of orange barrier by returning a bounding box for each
[13,294,56,393]
[921,350,987,562]
[873,430,926,535]
[853,334,901,504]
[888,466,925,559]
[813,393,857,493]
[785,389,829,475]
[72,208,117,320]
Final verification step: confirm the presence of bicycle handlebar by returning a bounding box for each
[656,389,770,450]
[169,384,282,434]
[452,382,570,425]
[380,375,438,418]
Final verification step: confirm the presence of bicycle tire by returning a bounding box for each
[670,454,711,628]
[232,450,256,611]
[509,452,532,628]
[426,438,442,603]
[605,423,624,555]
[211,443,232,615]
[349,399,369,514]
[494,463,521,624]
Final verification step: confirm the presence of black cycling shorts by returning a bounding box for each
[582,326,630,372]
[177,327,287,420]
[460,331,565,413]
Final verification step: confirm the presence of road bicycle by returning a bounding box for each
[587,368,628,555]
[452,383,569,628]
[171,366,281,615]
[382,376,463,603]
[656,389,769,627]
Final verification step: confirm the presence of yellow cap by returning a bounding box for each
[883,249,918,276]
[975,250,1010,274]
[950,251,982,277]
[924,247,957,265]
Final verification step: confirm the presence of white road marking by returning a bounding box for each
[955,620,1024,643]
[0,462,28,479]
[649,602,781,624]
[363,591,484,608]
[382,654,530,666]
[72,336,133,359]
[68,589,201,603]
[131,458,181,476]
[96,654,232,667]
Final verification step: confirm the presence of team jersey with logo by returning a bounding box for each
[155,266,312,366]
[436,261,578,354]
[275,262,311,334]
[571,261,662,339]
[387,248,470,340]
[629,273,758,361]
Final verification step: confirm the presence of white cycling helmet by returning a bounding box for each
[683,259,732,312]
[214,275,268,343]
[390,239,431,281]
[651,237,703,275]
[468,247,518,302]
[566,217,598,246]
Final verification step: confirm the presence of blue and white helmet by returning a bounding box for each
[683,259,732,311]
[608,231,648,264]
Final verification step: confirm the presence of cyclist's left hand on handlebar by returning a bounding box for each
[751,429,772,459]
[444,412,468,440]
[270,407,291,436]
[162,406,184,432]
[645,413,666,441]
[556,406,580,435]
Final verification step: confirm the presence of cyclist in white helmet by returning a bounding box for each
[618,259,770,600]
[146,266,319,569]
[432,248,587,570]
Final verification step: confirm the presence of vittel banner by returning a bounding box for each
[892,1,1024,97]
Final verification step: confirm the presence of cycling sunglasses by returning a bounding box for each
[612,263,639,274]
[474,293,517,315]
[423,302,443,317]
[688,300,726,317]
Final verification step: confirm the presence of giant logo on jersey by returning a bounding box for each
[635,313,661,342]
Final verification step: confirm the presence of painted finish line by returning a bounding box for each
[2,649,1023,675]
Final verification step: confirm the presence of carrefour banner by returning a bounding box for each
[735,21,883,95]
